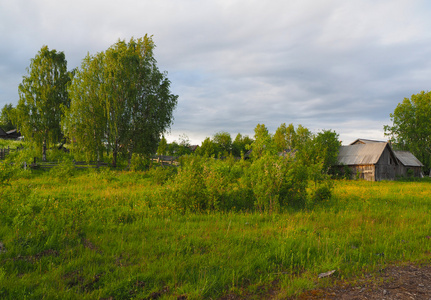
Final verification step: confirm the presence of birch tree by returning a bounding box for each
[65,36,178,167]
[63,52,107,161]
[15,46,71,160]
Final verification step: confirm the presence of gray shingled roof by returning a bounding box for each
[394,151,423,167]
[349,138,386,145]
[338,143,389,165]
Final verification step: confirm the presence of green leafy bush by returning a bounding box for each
[164,156,208,212]
[0,162,14,187]
[147,166,177,185]
[309,180,333,204]
[164,156,253,212]
[246,154,308,213]
[130,153,150,171]
[49,158,76,178]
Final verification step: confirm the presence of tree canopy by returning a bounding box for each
[212,131,232,157]
[384,91,431,172]
[64,36,178,166]
[232,133,253,157]
[0,104,15,131]
[14,46,71,160]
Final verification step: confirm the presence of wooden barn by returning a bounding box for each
[337,139,424,181]
[393,150,424,178]
[338,141,399,181]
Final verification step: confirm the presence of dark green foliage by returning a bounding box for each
[147,165,177,185]
[195,137,219,157]
[384,91,431,172]
[130,153,150,171]
[195,132,252,158]
[0,104,15,132]
[232,133,253,157]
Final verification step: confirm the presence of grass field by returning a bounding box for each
[0,166,430,299]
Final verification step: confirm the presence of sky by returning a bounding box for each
[1,0,431,145]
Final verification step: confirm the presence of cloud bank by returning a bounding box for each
[1,0,430,144]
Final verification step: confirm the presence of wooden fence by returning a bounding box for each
[150,155,179,166]
[30,160,109,170]
[0,146,23,160]
[2,149,178,168]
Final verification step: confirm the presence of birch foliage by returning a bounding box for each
[65,36,178,166]
[15,46,71,160]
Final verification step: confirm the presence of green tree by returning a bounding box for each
[384,91,431,172]
[0,104,15,131]
[273,123,288,152]
[65,36,178,167]
[63,52,107,161]
[232,133,253,157]
[175,134,192,156]
[213,131,232,156]
[251,124,276,159]
[15,46,71,160]
[196,137,218,157]
[295,124,312,151]
[157,136,168,156]
[273,123,298,152]
[313,129,340,173]
[166,141,179,156]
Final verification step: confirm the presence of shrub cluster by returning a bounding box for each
[0,139,334,215]
[160,154,332,213]
[163,156,253,212]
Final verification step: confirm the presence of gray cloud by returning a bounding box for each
[1,0,430,145]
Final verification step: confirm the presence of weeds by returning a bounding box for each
[1,162,430,298]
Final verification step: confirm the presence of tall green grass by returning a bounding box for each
[0,168,430,299]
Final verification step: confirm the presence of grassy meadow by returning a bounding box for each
[0,161,430,299]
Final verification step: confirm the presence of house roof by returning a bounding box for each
[0,127,6,136]
[349,138,386,145]
[344,138,425,168]
[394,151,424,167]
[338,143,393,165]
[6,129,17,135]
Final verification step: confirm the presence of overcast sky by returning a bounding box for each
[1,0,430,145]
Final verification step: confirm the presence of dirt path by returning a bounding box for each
[298,264,431,299]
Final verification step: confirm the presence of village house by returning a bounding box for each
[337,139,424,181]
[0,127,21,140]
[0,127,7,139]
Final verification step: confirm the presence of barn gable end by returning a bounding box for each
[338,139,424,181]
[338,142,398,181]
